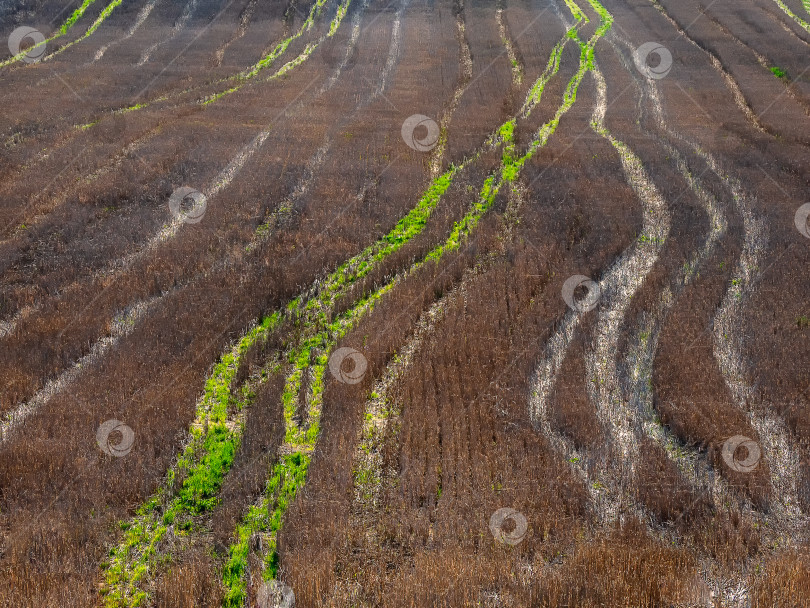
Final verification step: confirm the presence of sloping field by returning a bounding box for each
[0,0,808,606]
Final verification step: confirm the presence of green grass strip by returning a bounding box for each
[100,313,281,607]
[207,0,348,106]
[0,0,99,67]
[45,0,124,61]
[61,0,100,33]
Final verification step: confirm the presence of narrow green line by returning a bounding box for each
[46,0,124,61]
[0,0,100,67]
[62,0,100,33]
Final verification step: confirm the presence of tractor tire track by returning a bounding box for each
[612,26,807,597]
[531,27,740,591]
[212,0,262,68]
[351,262,485,543]
[649,0,774,139]
[90,0,162,64]
[97,2,372,601]
[0,0,348,263]
[646,95,806,537]
[581,61,671,524]
[99,315,284,608]
[529,6,656,490]
[608,29,730,502]
[708,151,805,533]
[496,0,524,90]
[697,5,810,116]
[534,0,797,554]
[772,0,810,34]
[762,2,810,47]
[0,126,162,242]
[0,298,155,445]
[428,0,472,178]
[0,0,331,212]
[0,0,333,208]
[137,0,200,66]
